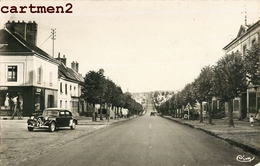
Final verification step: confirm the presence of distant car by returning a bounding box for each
[150,112,155,116]
[27,108,78,132]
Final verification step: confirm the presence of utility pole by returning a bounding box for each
[51,29,56,57]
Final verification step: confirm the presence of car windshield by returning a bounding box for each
[43,110,59,116]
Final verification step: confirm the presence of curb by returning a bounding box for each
[163,116,260,156]
[77,116,139,125]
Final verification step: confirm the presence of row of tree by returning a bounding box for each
[81,69,143,121]
[156,44,260,127]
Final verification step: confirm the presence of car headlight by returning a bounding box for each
[30,116,34,119]
[44,117,49,121]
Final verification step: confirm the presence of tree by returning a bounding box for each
[110,85,124,117]
[173,92,182,118]
[103,79,116,120]
[193,65,214,123]
[213,53,247,127]
[244,43,260,89]
[82,69,106,121]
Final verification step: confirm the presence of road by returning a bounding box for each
[19,100,258,166]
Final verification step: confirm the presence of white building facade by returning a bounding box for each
[0,21,59,116]
[223,20,260,118]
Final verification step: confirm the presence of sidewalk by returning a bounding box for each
[163,116,260,156]
[76,115,139,125]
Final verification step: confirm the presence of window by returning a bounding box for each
[47,95,54,108]
[60,111,65,117]
[233,100,239,111]
[65,111,71,117]
[60,83,63,93]
[7,66,17,82]
[65,84,67,95]
[243,44,247,56]
[60,100,62,108]
[37,67,42,84]
[252,39,256,46]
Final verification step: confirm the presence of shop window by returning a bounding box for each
[47,95,54,108]
[7,66,17,82]
[35,94,41,112]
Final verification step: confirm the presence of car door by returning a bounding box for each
[56,110,66,127]
[64,111,72,126]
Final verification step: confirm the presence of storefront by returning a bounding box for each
[0,86,57,116]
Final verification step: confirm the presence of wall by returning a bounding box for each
[0,55,58,90]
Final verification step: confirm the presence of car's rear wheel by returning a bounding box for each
[70,120,76,130]
[49,122,56,132]
[28,127,34,131]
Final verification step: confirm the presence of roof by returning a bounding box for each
[44,108,70,111]
[58,63,84,83]
[223,20,260,50]
[0,28,59,64]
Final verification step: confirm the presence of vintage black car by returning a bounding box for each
[27,108,78,132]
[150,112,155,116]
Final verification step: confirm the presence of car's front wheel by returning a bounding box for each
[49,122,56,132]
[28,127,34,131]
[70,120,76,130]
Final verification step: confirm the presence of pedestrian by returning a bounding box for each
[249,115,254,126]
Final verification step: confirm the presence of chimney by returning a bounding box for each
[75,62,79,73]
[26,21,38,45]
[5,21,38,45]
[55,53,67,66]
[71,61,75,71]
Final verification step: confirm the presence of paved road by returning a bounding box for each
[19,100,259,166]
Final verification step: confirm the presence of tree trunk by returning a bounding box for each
[200,102,203,123]
[208,100,212,125]
[228,100,235,127]
[106,104,110,122]
[100,98,103,121]
[92,103,96,121]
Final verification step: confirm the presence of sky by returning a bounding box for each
[0,0,259,93]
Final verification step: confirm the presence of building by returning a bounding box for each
[55,54,86,115]
[0,21,59,116]
[223,19,260,118]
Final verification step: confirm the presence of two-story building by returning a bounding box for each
[55,54,86,115]
[0,21,59,116]
[223,19,260,118]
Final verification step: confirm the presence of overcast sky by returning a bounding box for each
[1,0,259,93]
